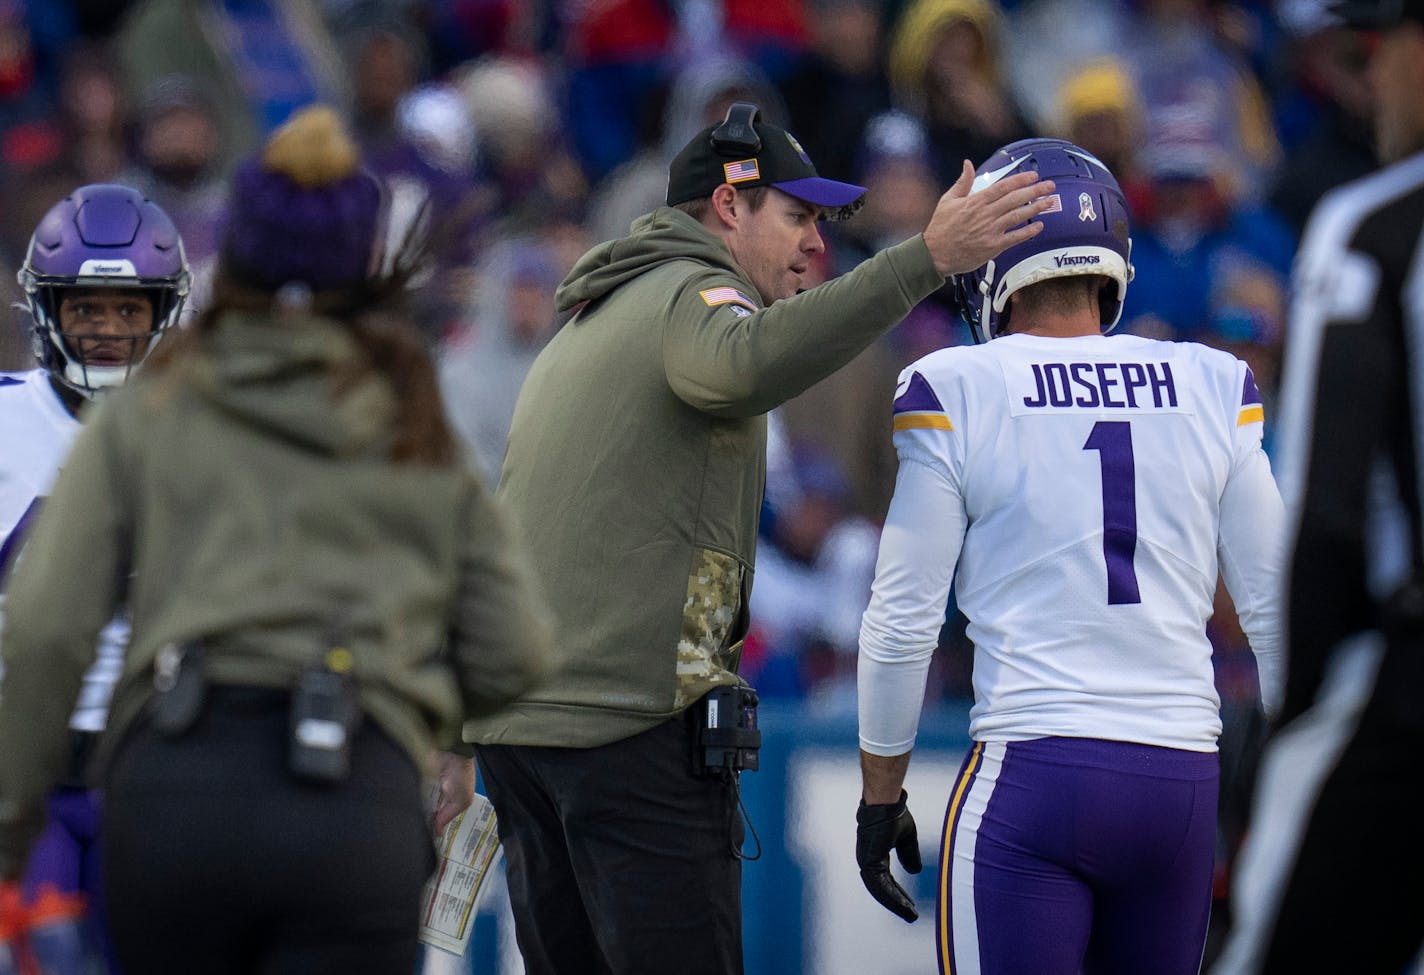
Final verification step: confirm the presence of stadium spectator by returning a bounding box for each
[778,0,893,187]
[1200,262,1286,453]
[0,40,133,324]
[747,447,879,701]
[0,105,555,974]
[49,40,129,188]
[438,235,564,484]
[886,0,1032,187]
[115,0,350,170]
[781,110,943,519]
[831,109,940,276]
[1210,1,1424,971]
[1000,0,1135,131]
[1124,0,1281,204]
[118,75,227,270]
[370,82,494,341]
[854,138,1283,975]
[1052,57,1144,190]
[561,0,810,181]
[1117,114,1294,341]
[453,54,586,234]
[464,101,1056,975]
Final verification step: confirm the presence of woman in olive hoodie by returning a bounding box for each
[0,106,555,973]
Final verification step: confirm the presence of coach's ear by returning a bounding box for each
[855,790,921,922]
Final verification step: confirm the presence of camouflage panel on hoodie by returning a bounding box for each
[675,547,746,709]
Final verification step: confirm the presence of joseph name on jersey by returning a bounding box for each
[0,370,128,732]
[859,333,1284,755]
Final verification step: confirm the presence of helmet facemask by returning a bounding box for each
[26,280,185,396]
[19,185,191,398]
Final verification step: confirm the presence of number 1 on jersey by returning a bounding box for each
[1084,421,1141,605]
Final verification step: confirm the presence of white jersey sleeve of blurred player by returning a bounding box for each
[0,370,129,732]
[858,334,1286,756]
[1217,365,1286,716]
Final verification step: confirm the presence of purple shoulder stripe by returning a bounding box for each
[893,371,944,415]
[1241,368,1262,406]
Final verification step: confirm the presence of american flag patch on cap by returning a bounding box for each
[1041,193,1062,213]
[723,159,760,184]
[700,286,758,310]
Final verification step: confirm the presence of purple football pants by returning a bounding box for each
[937,737,1218,975]
[21,786,113,971]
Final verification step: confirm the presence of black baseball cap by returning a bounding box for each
[1331,0,1424,26]
[666,102,868,220]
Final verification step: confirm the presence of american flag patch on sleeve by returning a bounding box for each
[723,159,760,184]
[700,286,758,310]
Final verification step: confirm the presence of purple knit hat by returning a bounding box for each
[221,105,385,292]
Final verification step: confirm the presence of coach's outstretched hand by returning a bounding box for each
[921,160,1056,277]
[856,790,922,922]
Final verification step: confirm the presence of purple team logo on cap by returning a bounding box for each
[786,132,812,166]
[773,130,864,210]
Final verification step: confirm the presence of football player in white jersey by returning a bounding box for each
[852,139,1285,975]
[0,184,188,970]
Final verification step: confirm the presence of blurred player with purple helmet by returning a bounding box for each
[0,183,189,972]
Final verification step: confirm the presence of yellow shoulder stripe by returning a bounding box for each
[893,412,954,432]
[1237,405,1264,426]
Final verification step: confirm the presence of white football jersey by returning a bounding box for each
[858,333,1285,754]
[0,370,129,732]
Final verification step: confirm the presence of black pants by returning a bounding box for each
[102,687,434,975]
[475,715,744,975]
[1259,643,1424,973]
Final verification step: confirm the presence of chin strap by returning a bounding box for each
[977,259,997,340]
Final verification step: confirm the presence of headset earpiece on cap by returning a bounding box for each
[711,103,762,156]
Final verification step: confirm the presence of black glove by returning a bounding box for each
[856,790,921,922]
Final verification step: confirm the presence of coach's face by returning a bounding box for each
[723,187,825,304]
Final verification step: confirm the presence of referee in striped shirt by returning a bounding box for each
[1211,2,1424,972]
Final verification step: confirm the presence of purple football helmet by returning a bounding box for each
[19,184,190,397]
[952,138,1133,343]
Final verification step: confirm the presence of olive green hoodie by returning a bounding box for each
[464,206,944,748]
[0,311,555,878]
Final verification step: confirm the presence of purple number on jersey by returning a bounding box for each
[1083,421,1141,605]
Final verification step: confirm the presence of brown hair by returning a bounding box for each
[672,185,771,222]
[147,240,457,466]
[1004,276,1108,333]
[148,104,458,465]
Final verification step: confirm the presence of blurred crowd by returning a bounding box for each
[0,0,1371,711]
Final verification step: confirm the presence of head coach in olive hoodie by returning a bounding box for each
[465,102,1056,975]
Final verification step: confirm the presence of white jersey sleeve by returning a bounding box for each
[1217,365,1286,716]
[857,449,965,756]
[858,333,1285,755]
[0,371,129,733]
